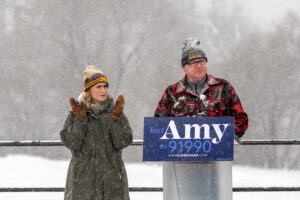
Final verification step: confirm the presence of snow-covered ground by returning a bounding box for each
[0,155,299,200]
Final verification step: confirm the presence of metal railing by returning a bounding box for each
[1,187,300,192]
[0,140,144,146]
[1,139,300,193]
[1,139,300,147]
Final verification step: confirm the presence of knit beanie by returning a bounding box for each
[181,38,207,67]
[83,65,109,92]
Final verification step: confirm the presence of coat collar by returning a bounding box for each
[86,97,114,118]
[176,74,218,96]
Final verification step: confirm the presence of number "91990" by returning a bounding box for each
[168,140,212,153]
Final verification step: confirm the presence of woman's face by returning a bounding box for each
[90,82,108,103]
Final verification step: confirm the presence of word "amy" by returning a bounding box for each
[160,120,230,144]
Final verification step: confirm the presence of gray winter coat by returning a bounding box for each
[60,97,133,200]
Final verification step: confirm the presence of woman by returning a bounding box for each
[60,65,133,200]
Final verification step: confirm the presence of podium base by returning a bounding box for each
[163,162,232,200]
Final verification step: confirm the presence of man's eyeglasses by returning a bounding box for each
[189,59,206,66]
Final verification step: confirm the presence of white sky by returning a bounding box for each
[246,0,300,27]
[195,0,300,30]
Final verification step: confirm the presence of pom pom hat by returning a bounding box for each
[181,38,207,67]
[83,65,109,92]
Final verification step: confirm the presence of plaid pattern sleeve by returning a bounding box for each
[227,82,248,138]
[228,82,248,138]
[154,85,177,117]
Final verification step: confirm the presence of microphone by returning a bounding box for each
[173,96,186,110]
[198,94,208,116]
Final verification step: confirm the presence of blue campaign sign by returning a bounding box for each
[143,117,235,162]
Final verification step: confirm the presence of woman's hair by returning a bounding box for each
[80,90,95,108]
[84,90,92,106]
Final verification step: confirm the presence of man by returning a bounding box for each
[154,38,248,138]
[154,38,248,200]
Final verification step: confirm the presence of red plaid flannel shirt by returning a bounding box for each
[154,74,248,137]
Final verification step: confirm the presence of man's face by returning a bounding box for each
[182,58,207,83]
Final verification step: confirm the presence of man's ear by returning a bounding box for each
[182,65,187,73]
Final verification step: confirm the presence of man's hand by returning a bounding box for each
[69,97,86,117]
[111,95,124,119]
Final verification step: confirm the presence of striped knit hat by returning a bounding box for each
[83,65,109,92]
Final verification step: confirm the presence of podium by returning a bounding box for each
[163,162,232,200]
[143,117,234,200]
